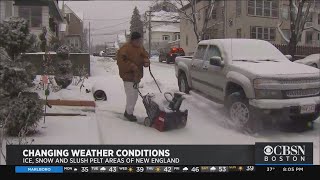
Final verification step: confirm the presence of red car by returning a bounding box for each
[159,47,185,64]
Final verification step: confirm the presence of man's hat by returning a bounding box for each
[131,32,142,40]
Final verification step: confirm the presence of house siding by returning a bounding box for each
[14,5,53,41]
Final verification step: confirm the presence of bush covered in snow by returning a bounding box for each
[2,92,43,136]
[55,45,73,88]
[0,17,36,60]
[56,45,70,60]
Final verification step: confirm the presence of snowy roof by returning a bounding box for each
[117,34,126,43]
[152,24,180,33]
[64,4,83,21]
[199,39,288,61]
[151,10,180,22]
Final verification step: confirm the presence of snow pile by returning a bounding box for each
[151,10,180,22]
[295,54,320,64]
[152,24,180,33]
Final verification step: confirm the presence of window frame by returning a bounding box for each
[194,45,208,60]
[162,35,170,41]
[237,28,242,38]
[18,6,42,28]
[205,45,222,62]
[236,0,242,17]
[247,0,279,18]
[250,26,276,41]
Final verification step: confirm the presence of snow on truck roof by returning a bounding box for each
[199,39,288,61]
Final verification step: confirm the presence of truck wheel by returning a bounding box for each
[226,92,261,134]
[166,58,170,64]
[178,73,190,94]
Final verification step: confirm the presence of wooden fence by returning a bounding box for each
[273,44,320,58]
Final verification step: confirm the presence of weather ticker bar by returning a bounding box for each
[12,165,254,173]
[1,165,320,175]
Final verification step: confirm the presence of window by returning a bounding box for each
[212,8,217,19]
[248,0,279,18]
[186,35,188,46]
[236,0,241,17]
[18,6,42,28]
[162,35,170,41]
[318,14,320,24]
[318,33,320,40]
[251,26,276,41]
[306,13,313,22]
[237,29,241,38]
[204,34,210,40]
[305,31,313,44]
[194,45,207,59]
[5,1,13,18]
[282,5,289,20]
[75,39,79,48]
[205,46,221,61]
[174,33,180,41]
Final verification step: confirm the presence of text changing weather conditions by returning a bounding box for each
[22,149,171,157]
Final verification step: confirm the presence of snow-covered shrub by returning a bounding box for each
[0,66,31,97]
[49,36,62,52]
[55,45,73,88]
[39,27,47,52]
[2,92,43,136]
[56,45,70,60]
[69,46,83,53]
[0,17,36,60]
[26,34,41,53]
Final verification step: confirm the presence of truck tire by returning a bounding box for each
[178,73,190,94]
[166,58,170,64]
[226,91,261,134]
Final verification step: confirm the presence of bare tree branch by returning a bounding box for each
[277,21,290,43]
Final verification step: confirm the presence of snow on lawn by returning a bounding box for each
[92,56,319,164]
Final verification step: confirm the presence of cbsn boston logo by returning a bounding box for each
[263,145,306,162]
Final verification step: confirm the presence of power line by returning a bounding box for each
[91,20,131,31]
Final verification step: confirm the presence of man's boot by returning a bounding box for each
[124,111,137,122]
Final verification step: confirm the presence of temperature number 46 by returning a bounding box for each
[191,167,199,172]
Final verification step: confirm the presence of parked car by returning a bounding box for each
[295,54,320,68]
[93,52,100,56]
[159,47,185,64]
[175,39,320,132]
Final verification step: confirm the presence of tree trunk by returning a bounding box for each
[288,33,297,61]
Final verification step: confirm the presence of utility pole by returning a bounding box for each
[146,8,152,56]
[89,22,91,54]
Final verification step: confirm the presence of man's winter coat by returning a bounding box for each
[116,42,149,82]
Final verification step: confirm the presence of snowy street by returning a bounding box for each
[90,56,319,164]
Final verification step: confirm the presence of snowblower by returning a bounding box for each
[134,66,188,132]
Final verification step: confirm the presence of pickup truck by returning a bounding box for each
[175,39,320,132]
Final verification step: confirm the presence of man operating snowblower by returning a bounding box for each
[116,32,150,122]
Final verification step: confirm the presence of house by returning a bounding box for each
[144,10,180,51]
[63,4,84,50]
[180,0,320,55]
[0,1,14,23]
[12,0,64,41]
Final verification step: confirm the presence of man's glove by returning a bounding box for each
[143,61,150,67]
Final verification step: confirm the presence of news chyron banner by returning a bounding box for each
[7,145,254,165]
[6,143,313,166]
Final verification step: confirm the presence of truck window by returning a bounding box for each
[205,45,222,61]
[194,45,207,60]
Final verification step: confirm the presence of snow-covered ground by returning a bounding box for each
[1,55,319,165]
[91,56,319,164]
